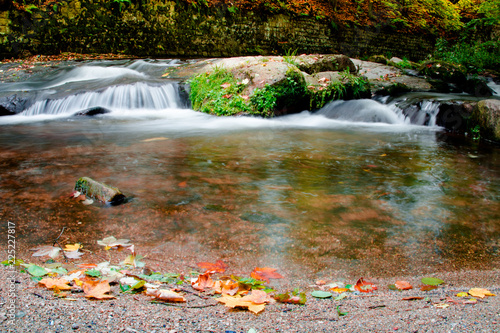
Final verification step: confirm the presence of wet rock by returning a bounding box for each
[0,95,30,115]
[463,77,493,98]
[368,55,390,65]
[74,107,112,116]
[472,99,500,142]
[436,101,476,133]
[418,61,467,93]
[74,177,126,206]
[295,54,357,74]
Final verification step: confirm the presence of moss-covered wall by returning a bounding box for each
[0,0,436,59]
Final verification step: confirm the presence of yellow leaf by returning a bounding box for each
[330,287,349,294]
[64,243,82,252]
[217,295,266,314]
[39,278,72,291]
[82,280,115,300]
[468,288,496,298]
[456,292,468,297]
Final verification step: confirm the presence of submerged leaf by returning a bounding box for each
[395,281,413,290]
[196,260,228,273]
[468,288,496,298]
[82,280,115,299]
[354,278,377,293]
[39,278,72,291]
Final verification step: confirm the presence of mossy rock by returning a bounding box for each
[418,61,467,88]
[472,99,500,142]
[375,82,412,96]
[295,54,356,75]
[368,55,390,65]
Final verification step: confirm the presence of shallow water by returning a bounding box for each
[0,59,499,280]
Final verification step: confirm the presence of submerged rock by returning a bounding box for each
[74,177,126,206]
[74,107,112,116]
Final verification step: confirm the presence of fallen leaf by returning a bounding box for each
[97,236,131,250]
[311,290,332,298]
[463,298,477,304]
[26,264,49,277]
[395,281,413,290]
[214,279,240,296]
[433,303,449,309]
[217,295,266,314]
[456,292,469,297]
[250,267,283,283]
[191,272,215,292]
[421,277,444,286]
[147,288,186,302]
[241,290,276,304]
[31,246,61,259]
[315,280,327,286]
[64,243,82,252]
[64,250,84,259]
[39,278,72,291]
[420,285,438,291]
[220,82,231,89]
[77,263,97,269]
[468,288,496,298]
[331,287,350,294]
[274,292,306,305]
[178,181,187,188]
[354,278,377,293]
[82,280,116,300]
[196,260,228,273]
[402,297,424,301]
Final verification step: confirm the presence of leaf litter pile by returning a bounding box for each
[4,234,496,317]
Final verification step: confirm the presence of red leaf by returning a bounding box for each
[420,285,438,291]
[191,272,215,292]
[250,267,283,283]
[354,277,377,293]
[402,296,424,301]
[196,260,228,273]
[395,281,413,290]
[222,94,233,99]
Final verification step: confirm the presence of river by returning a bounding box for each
[0,58,498,280]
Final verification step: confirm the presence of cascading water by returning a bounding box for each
[21,82,184,116]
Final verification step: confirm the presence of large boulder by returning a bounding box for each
[472,99,500,142]
[295,54,357,74]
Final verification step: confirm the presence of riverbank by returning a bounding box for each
[1,264,499,332]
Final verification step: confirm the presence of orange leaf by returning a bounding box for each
[402,296,424,301]
[82,280,115,299]
[146,288,185,302]
[39,278,72,291]
[250,267,283,283]
[241,290,276,304]
[196,260,228,273]
[395,281,413,290]
[77,263,97,269]
[354,278,377,293]
[214,279,240,296]
[191,272,215,292]
[420,285,438,291]
[178,181,187,188]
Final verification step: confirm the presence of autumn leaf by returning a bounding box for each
[241,290,276,304]
[39,278,72,291]
[274,291,306,305]
[421,277,444,286]
[64,243,82,252]
[456,292,468,297]
[197,260,228,273]
[311,290,333,298]
[402,297,424,301]
[214,279,240,296]
[331,287,350,294]
[191,272,215,292]
[97,236,131,250]
[395,281,413,290]
[420,285,438,291]
[354,278,377,293]
[250,267,283,283]
[468,288,496,298]
[82,280,116,299]
[31,246,61,259]
[64,250,84,259]
[146,288,186,302]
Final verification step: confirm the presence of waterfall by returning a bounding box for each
[21,82,185,116]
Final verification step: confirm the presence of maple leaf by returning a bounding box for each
[146,288,185,302]
[468,288,496,298]
[82,280,116,299]
[241,290,276,304]
[395,281,413,290]
[250,267,283,283]
[197,260,228,273]
[31,246,61,259]
[354,278,377,293]
[217,295,266,314]
[64,250,84,259]
[214,279,240,296]
[39,278,72,291]
[191,272,215,292]
[97,236,131,250]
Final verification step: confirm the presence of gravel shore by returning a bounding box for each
[1,265,499,333]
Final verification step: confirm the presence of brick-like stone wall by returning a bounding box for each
[0,0,436,60]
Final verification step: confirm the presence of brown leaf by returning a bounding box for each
[217,295,266,314]
[197,260,228,273]
[178,181,187,188]
[250,267,283,283]
[191,272,215,292]
[395,281,413,290]
[39,278,72,291]
[82,280,115,300]
[214,279,240,296]
[241,290,276,304]
[420,285,438,291]
[402,297,424,301]
[146,288,186,302]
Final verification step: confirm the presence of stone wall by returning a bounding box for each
[0,0,436,60]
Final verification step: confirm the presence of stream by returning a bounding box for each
[0,59,499,280]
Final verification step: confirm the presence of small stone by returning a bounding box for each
[72,323,79,330]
